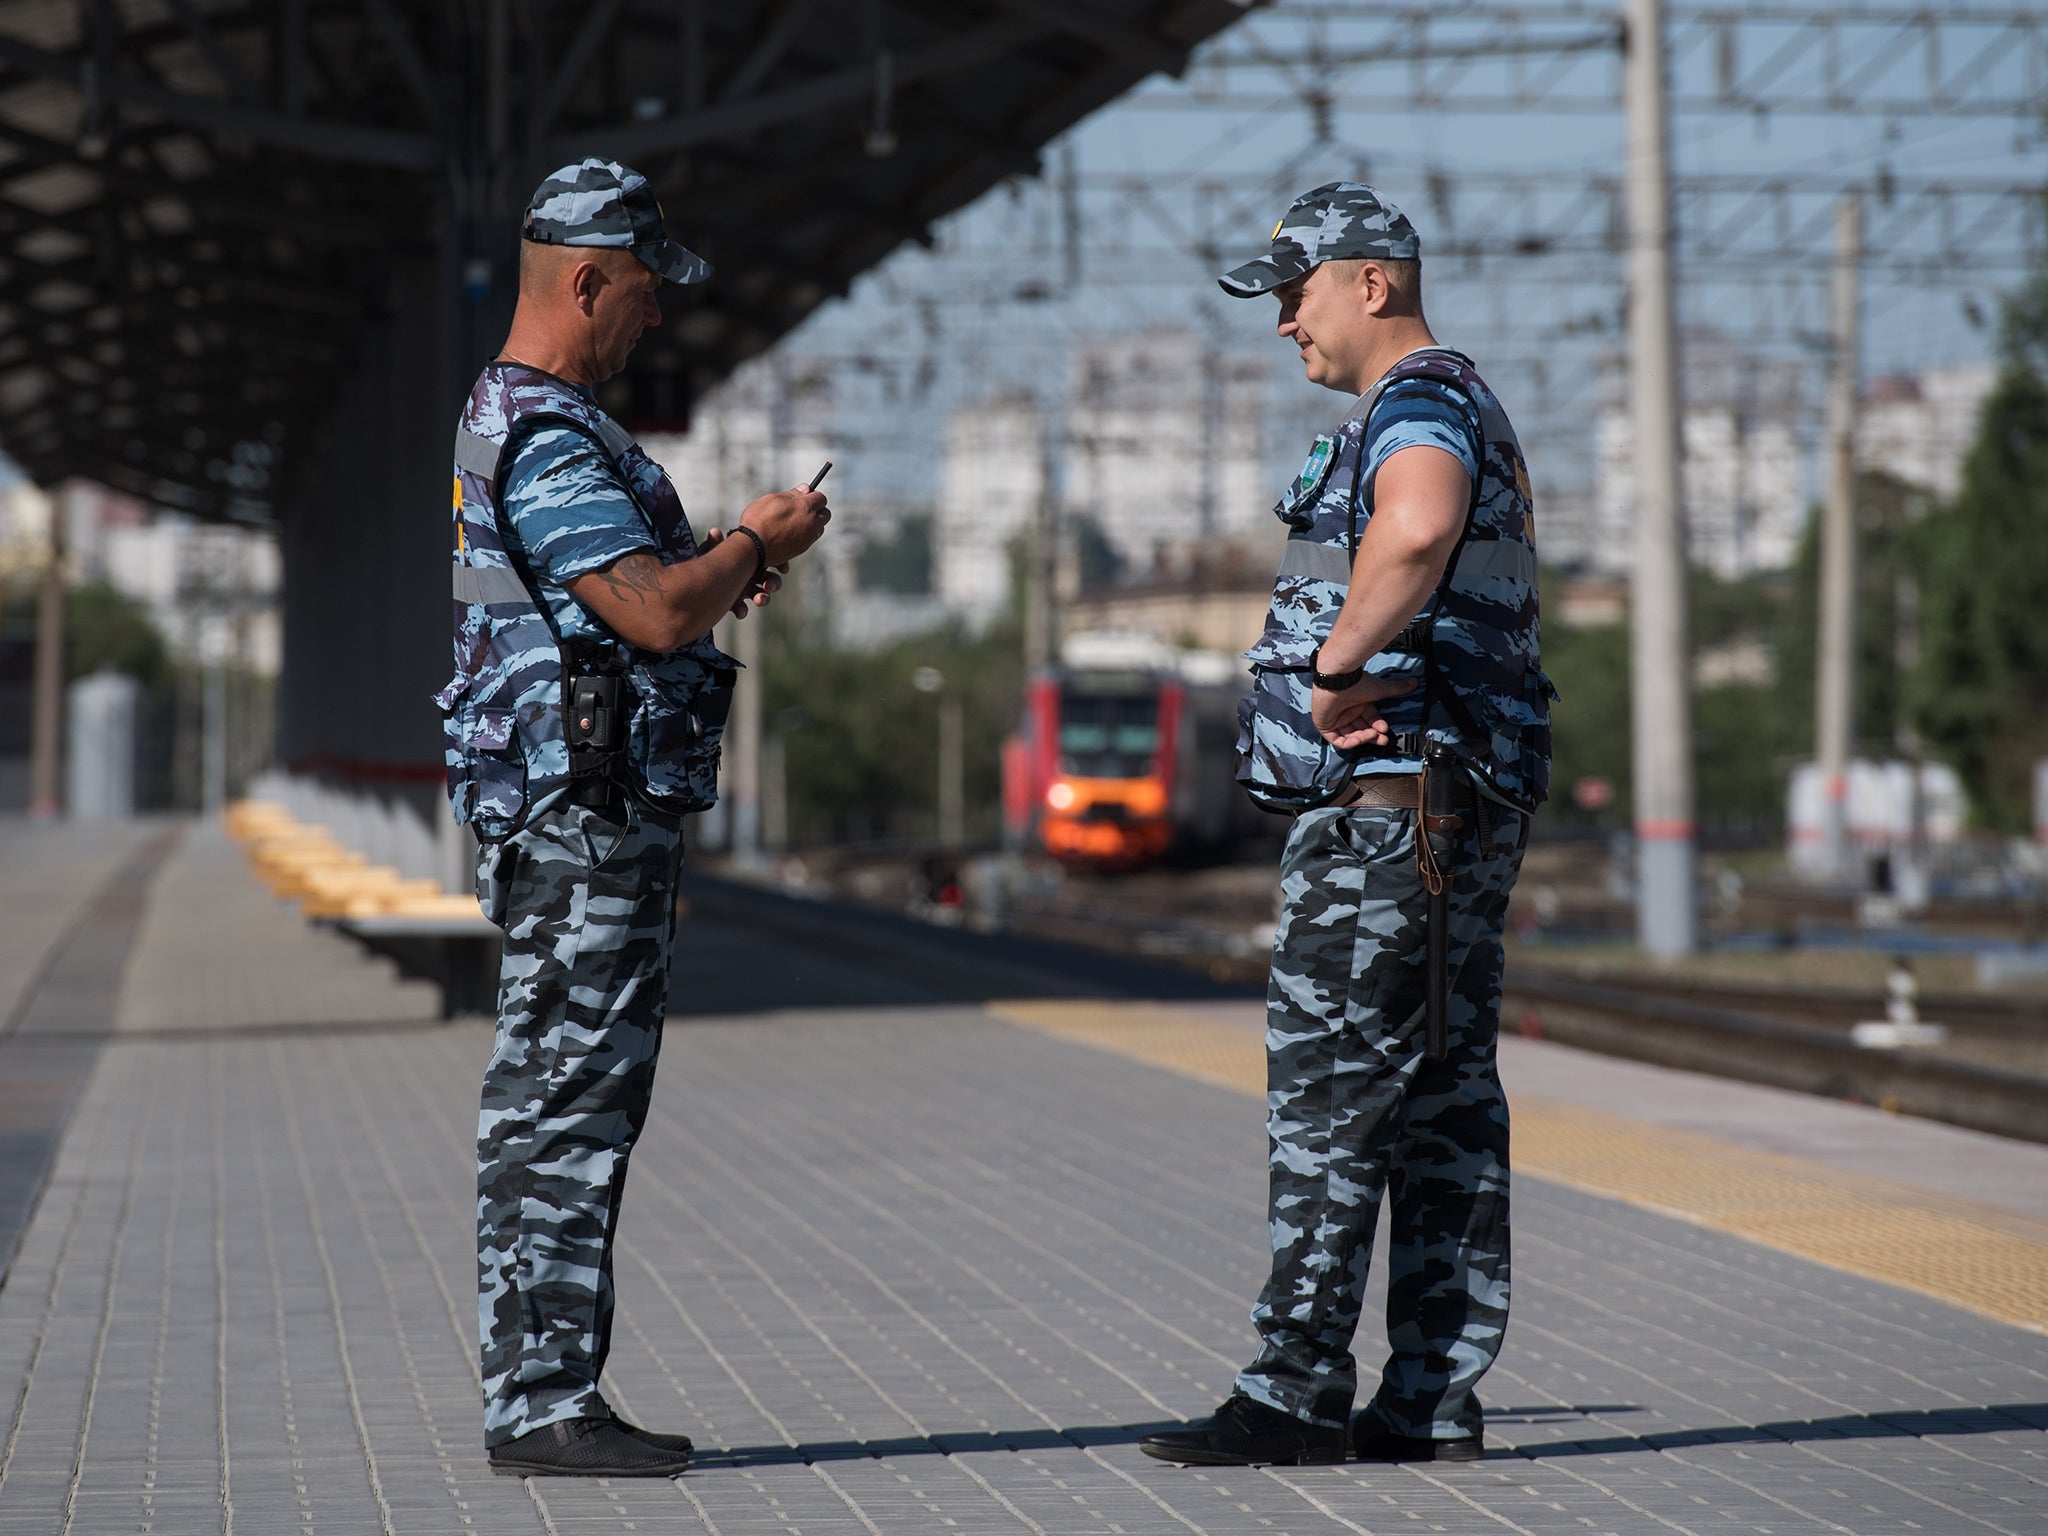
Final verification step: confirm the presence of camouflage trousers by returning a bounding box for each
[474,797,685,1447]
[1234,795,1526,1437]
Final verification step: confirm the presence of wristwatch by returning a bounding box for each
[1309,646,1365,692]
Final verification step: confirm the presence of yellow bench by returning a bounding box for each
[226,800,485,920]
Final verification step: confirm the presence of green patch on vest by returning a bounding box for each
[1289,434,1338,510]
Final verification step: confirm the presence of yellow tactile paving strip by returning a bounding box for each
[988,998,2048,1335]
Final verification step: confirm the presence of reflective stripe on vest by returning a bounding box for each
[453,427,501,479]
[452,565,532,605]
[441,362,738,835]
[1275,535,1536,590]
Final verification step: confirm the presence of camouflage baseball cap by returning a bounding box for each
[522,157,712,285]
[1218,182,1420,297]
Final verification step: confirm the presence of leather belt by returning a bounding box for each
[1332,770,1499,859]
[1330,774,1421,811]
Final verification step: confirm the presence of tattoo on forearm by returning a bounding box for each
[594,552,667,604]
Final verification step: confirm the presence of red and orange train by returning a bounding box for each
[1002,643,1270,868]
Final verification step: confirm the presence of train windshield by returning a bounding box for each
[1058,686,1159,779]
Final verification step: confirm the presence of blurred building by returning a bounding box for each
[1060,576,1270,658]
[1063,329,1270,581]
[931,390,1046,628]
[1585,341,1809,579]
[88,513,283,674]
[0,474,281,812]
[0,477,50,577]
[0,477,280,671]
[927,330,1275,633]
[645,355,902,649]
[808,504,950,651]
[1545,354,1999,577]
[1858,365,1997,500]
[642,355,834,532]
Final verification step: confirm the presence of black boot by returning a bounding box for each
[489,1417,693,1477]
[1140,1395,1347,1467]
[1350,1414,1483,1463]
[613,1418,695,1457]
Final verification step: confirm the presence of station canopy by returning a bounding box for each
[0,0,1250,520]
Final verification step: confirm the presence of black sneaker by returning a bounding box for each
[1139,1395,1347,1467]
[489,1417,693,1477]
[1350,1415,1483,1463]
[613,1418,695,1457]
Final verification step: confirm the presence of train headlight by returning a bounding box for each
[1046,781,1078,811]
[1125,782,1167,817]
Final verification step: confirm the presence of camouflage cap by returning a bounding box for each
[522,158,712,285]
[1218,181,1420,298]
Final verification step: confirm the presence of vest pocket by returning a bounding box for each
[1451,662,1555,812]
[432,673,468,812]
[435,668,533,837]
[464,706,528,836]
[1234,660,1356,814]
[633,660,736,813]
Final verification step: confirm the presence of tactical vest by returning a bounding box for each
[433,362,735,840]
[1236,348,1554,813]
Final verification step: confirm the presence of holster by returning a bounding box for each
[1416,747,1466,1062]
[564,640,629,810]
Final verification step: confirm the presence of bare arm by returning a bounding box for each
[567,486,829,652]
[569,540,755,652]
[1310,444,1470,749]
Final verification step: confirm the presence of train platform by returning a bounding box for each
[0,816,2043,1535]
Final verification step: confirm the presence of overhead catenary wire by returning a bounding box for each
[760,0,2032,530]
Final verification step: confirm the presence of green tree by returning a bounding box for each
[65,581,171,685]
[1771,471,1931,760]
[1909,318,2048,830]
[1539,497,1920,843]
[762,623,1023,846]
[853,514,933,595]
[1538,603,1630,830]
[1,576,171,685]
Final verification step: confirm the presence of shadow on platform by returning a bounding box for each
[701,1402,2048,1467]
[1521,1401,2048,1457]
[671,872,1261,1018]
[705,1424,1184,1468]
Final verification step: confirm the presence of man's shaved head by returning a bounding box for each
[518,239,646,300]
[504,240,665,385]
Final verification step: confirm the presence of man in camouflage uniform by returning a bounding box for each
[1142,184,1551,1468]
[440,160,830,1478]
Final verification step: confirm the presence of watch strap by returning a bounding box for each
[1310,645,1365,691]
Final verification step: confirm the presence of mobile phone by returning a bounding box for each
[807,461,833,492]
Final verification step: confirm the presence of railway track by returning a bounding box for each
[971,879,2048,1146]
[1502,973,2048,1147]
[1508,966,2048,1033]
[695,853,2048,1145]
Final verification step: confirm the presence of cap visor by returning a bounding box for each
[638,239,713,285]
[1218,252,1308,297]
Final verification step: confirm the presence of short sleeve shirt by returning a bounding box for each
[1354,370,1485,765]
[497,418,654,647]
[491,389,737,808]
[1361,376,1482,498]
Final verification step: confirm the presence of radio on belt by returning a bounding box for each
[568,673,624,751]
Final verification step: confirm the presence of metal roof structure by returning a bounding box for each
[0,0,1253,520]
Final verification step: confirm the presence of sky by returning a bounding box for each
[9,5,2037,521]
[769,0,2046,515]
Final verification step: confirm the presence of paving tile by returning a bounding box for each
[2,822,2046,1533]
